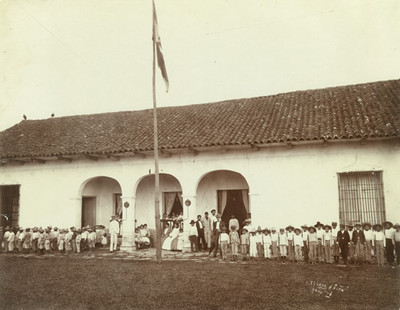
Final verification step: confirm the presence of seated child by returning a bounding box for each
[177,228,184,251]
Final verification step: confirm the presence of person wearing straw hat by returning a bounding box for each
[308,226,318,264]
[240,227,250,261]
[293,228,303,263]
[189,220,198,253]
[373,224,385,266]
[352,223,365,265]
[322,224,332,263]
[393,223,400,266]
[301,225,309,263]
[331,222,340,264]
[212,214,225,257]
[383,221,395,265]
[270,227,279,261]
[249,228,257,261]
[362,223,374,264]
[337,224,350,264]
[278,228,288,264]
[347,224,355,264]
[314,221,324,263]
[109,215,120,253]
[286,225,295,263]
[256,226,264,259]
[263,228,272,261]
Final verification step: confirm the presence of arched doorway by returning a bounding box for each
[196,170,250,229]
[135,174,183,229]
[80,177,122,227]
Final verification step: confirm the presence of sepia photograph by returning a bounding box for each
[0,0,399,309]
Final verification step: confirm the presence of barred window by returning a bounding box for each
[338,171,386,225]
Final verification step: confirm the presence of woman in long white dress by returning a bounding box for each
[162,223,179,250]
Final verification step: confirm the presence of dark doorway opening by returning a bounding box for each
[0,185,20,228]
[82,197,96,227]
[218,190,248,230]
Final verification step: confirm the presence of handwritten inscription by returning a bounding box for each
[306,281,349,298]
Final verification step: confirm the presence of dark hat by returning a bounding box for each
[340,224,345,228]
[190,220,195,224]
[308,226,316,232]
[373,223,382,230]
[242,227,248,232]
[301,224,308,229]
[294,228,301,233]
[314,221,323,227]
[285,225,294,231]
[362,222,371,229]
[331,222,337,225]
[323,225,332,230]
[39,227,44,233]
[98,225,105,229]
[354,223,362,227]
[383,221,393,228]
[347,224,354,228]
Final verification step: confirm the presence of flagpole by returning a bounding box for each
[152,1,162,264]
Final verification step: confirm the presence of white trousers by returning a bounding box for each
[110,233,118,251]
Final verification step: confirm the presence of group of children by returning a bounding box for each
[1,225,108,255]
[134,224,152,249]
[216,219,400,266]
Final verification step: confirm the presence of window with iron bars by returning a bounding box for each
[337,171,386,225]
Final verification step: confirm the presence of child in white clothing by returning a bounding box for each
[219,227,229,260]
[249,229,257,261]
[263,229,272,260]
[278,228,288,263]
[293,228,303,263]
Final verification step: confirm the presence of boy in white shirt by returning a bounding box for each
[286,225,295,262]
[323,225,332,263]
[263,228,272,261]
[3,227,10,253]
[255,226,264,259]
[7,228,15,252]
[363,223,374,264]
[373,224,385,266]
[301,225,309,263]
[249,229,257,261]
[270,228,279,261]
[219,227,230,260]
[331,222,340,264]
[278,228,288,264]
[293,228,303,263]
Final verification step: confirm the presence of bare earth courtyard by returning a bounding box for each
[0,250,399,310]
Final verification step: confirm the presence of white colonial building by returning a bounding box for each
[0,79,399,250]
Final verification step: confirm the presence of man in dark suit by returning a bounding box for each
[337,224,350,264]
[212,214,226,258]
[352,223,366,264]
[196,215,207,251]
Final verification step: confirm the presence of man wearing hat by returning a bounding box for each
[314,221,324,263]
[331,222,340,264]
[383,221,395,265]
[363,223,374,264]
[301,225,309,263]
[212,214,226,257]
[188,220,198,252]
[308,226,318,264]
[352,223,365,265]
[337,224,350,264]
[373,224,385,266]
[286,225,295,262]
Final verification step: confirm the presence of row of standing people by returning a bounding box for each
[1,225,108,254]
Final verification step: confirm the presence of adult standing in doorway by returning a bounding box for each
[109,215,119,253]
[203,212,212,250]
[228,215,239,232]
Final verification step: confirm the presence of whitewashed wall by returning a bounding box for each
[0,139,399,237]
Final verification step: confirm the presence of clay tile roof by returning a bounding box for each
[0,79,399,159]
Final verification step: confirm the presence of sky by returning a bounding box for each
[0,0,399,131]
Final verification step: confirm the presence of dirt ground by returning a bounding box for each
[0,255,399,310]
